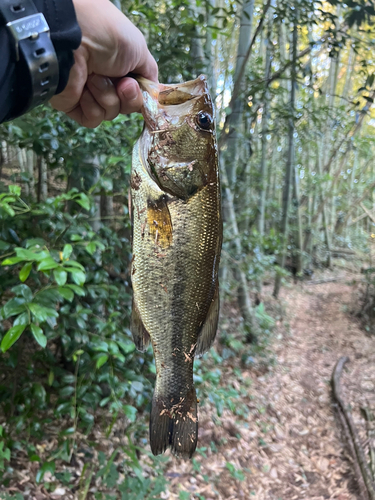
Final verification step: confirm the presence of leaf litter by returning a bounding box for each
[163,271,375,500]
[1,270,374,499]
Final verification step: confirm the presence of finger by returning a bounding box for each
[116,77,144,115]
[134,50,159,83]
[50,49,88,113]
[67,88,105,128]
[86,74,121,121]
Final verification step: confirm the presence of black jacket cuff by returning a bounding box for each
[0,0,82,123]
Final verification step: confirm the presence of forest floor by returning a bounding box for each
[2,269,375,500]
[164,270,375,500]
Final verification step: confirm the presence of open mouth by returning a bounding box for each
[136,75,208,106]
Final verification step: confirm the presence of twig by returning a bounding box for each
[78,463,94,500]
[362,407,375,481]
[332,357,375,500]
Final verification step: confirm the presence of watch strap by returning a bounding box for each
[0,0,59,116]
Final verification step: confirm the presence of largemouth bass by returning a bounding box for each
[130,75,222,459]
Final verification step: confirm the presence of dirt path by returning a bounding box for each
[165,276,375,500]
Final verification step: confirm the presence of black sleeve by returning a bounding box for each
[0,0,82,124]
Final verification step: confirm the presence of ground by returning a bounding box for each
[1,271,375,499]
[164,272,375,500]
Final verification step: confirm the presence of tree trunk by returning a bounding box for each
[224,0,255,185]
[257,0,275,237]
[292,166,303,274]
[221,166,259,341]
[189,0,205,76]
[26,149,36,200]
[273,4,298,298]
[37,157,48,202]
[205,0,216,96]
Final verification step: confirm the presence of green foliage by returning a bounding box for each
[226,461,245,481]
[0,107,161,495]
[0,425,11,470]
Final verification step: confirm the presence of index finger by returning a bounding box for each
[133,50,159,83]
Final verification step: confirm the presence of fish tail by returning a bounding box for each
[150,386,198,459]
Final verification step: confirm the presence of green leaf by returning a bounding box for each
[179,492,190,500]
[13,312,29,326]
[30,324,47,348]
[33,382,46,402]
[59,386,74,398]
[62,244,73,260]
[36,461,55,484]
[117,341,135,355]
[70,234,82,241]
[75,193,90,210]
[2,203,15,216]
[9,185,21,196]
[37,257,58,271]
[123,405,137,422]
[3,298,26,318]
[62,260,84,270]
[69,269,86,286]
[32,250,50,262]
[1,324,26,352]
[0,240,10,251]
[12,284,33,301]
[58,287,74,302]
[86,242,96,255]
[54,268,67,286]
[28,303,58,322]
[2,256,24,266]
[96,354,109,369]
[65,284,85,296]
[19,262,33,282]
[15,248,40,260]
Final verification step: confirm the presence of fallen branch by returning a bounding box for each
[332,357,375,500]
[361,203,375,225]
[331,248,357,255]
[308,277,345,284]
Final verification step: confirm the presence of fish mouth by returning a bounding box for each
[135,75,210,130]
[137,75,209,106]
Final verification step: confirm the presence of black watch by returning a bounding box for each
[0,0,59,117]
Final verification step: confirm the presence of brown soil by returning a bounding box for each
[164,274,375,500]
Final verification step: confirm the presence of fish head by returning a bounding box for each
[138,75,218,200]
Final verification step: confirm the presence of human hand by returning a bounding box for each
[50,0,158,128]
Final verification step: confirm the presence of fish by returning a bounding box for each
[130,75,222,459]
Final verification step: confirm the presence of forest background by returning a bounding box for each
[0,0,375,498]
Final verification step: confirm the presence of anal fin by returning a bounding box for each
[131,300,151,352]
[196,282,220,357]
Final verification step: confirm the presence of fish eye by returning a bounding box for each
[196,111,212,130]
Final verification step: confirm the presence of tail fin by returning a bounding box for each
[150,386,198,459]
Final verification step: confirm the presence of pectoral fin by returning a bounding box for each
[196,282,220,357]
[147,195,173,248]
[131,300,151,352]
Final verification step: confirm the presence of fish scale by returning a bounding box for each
[130,75,222,458]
